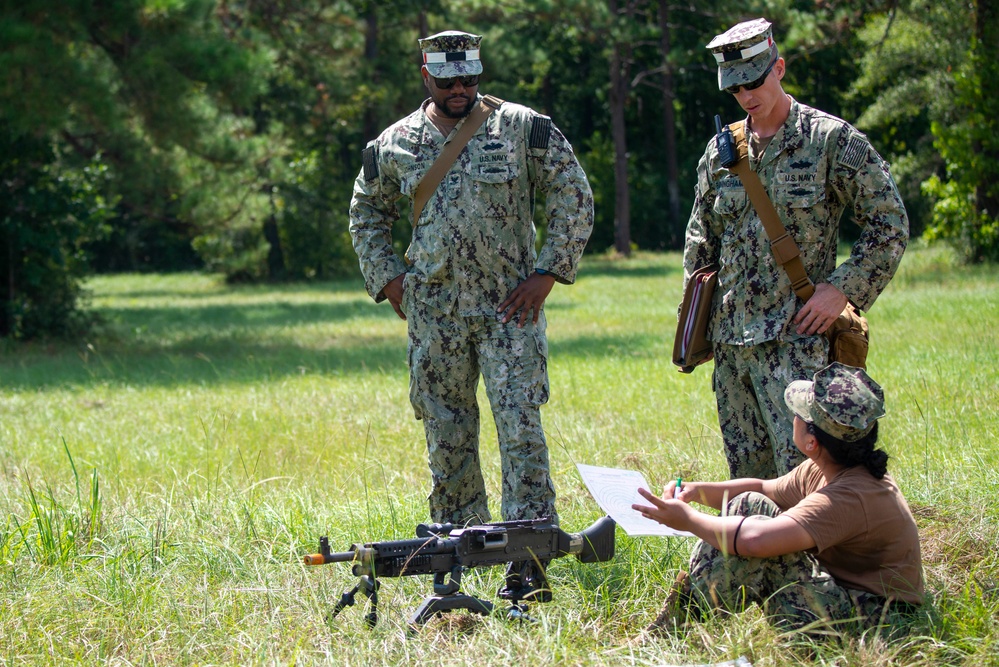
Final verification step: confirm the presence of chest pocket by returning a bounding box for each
[713,183,748,218]
[779,183,828,243]
[472,162,520,218]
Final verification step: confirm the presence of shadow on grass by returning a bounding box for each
[1,280,673,390]
[95,277,367,301]
[578,260,678,281]
[100,296,376,333]
[0,337,410,390]
[550,331,667,359]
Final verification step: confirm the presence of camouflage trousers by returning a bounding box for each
[688,492,895,632]
[712,338,828,479]
[407,302,556,526]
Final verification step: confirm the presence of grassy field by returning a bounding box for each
[1,243,997,666]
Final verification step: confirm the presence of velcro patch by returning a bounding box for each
[529,116,551,150]
[839,135,868,171]
[362,145,378,181]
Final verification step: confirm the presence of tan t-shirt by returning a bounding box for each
[771,461,924,604]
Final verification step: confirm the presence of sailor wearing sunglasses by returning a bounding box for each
[349,30,594,604]
[680,18,909,483]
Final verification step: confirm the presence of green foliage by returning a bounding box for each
[849,0,999,263]
[0,128,114,339]
[847,0,968,239]
[3,0,993,334]
[920,5,999,264]
[0,0,276,332]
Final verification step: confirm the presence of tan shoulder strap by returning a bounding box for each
[728,120,750,163]
[412,95,504,224]
[725,120,815,301]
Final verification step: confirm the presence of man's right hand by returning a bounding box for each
[382,273,406,320]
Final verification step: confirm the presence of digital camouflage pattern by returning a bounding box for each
[407,305,553,524]
[706,18,776,90]
[687,492,902,631]
[351,95,593,316]
[419,30,483,78]
[683,98,908,479]
[349,95,593,524]
[712,338,825,479]
[784,362,886,442]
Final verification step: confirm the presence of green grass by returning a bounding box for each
[1,242,997,665]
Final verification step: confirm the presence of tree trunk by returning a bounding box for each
[658,0,682,249]
[973,0,999,261]
[363,6,379,142]
[609,0,631,255]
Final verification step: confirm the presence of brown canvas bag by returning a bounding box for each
[672,264,719,373]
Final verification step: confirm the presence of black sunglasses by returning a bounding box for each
[724,57,776,95]
[433,74,480,89]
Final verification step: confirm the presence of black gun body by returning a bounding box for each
[305,516,615,628]
[356,520,565,577]
[306,516,614,577]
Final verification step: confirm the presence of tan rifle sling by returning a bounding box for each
[726,120,816,301]
[411,94,504,225]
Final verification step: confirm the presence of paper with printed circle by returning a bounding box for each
[576,464,694,537]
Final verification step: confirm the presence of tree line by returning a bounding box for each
[1,0,996,339]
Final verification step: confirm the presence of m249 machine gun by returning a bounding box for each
[303,516,615,628]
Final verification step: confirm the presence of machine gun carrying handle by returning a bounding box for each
[416,522,454,538]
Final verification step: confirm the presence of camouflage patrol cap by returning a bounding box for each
[706,18,778,91]
[784,362,886,442]
[419,30,483,78]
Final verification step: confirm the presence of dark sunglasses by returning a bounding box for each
[724,57,776,95]
[433,74,480,89]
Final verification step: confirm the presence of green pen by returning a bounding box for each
[674,477,682,499]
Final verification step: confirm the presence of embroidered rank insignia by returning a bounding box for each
[839,135,867,171]
[362,145,378,181]
[529,116,551,150]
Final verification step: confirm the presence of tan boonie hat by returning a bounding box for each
[419,30,483,78]
[784,362,886,442]
[706,18,777,91]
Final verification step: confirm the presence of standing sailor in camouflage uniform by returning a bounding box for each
[349,30,593,597]
[633,363,923,636]
[683,19,909,479]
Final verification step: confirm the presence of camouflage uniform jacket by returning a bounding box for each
[349,95,594,316]
[683,98,909,345]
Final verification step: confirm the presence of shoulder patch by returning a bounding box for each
[362,145,378,181]
[529,115,552,150]
[839,134,868,171]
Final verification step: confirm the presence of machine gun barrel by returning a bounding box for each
[303,536,361,566]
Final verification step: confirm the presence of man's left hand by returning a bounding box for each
[498,271,557,327]
[793,282,848,335]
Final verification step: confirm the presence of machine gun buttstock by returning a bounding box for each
[561,515,616,564]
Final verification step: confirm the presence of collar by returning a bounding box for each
[751,96,803,169]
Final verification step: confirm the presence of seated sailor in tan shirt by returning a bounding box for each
[633,362,923,634]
